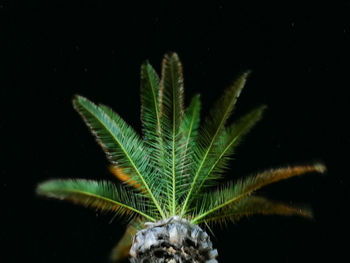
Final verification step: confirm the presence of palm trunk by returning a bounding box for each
[129,216,218,263]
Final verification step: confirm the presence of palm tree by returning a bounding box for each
[37,53,325,263]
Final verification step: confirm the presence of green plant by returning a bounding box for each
[37,53,325,262]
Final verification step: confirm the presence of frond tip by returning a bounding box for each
[241,163,327,195]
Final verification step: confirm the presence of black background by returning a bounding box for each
[3,1,349,262]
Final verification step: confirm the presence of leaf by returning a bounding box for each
[220,105,266,155]
[72,96,166,219]
[36,179,156,222]
[181,72,251,215]
[159,52,185,214]
[195,105,267,193]
[159,52,185,131]
[177,95,201,198]
[139,62,170,209]
[201,71,250,144]
[191,163,325,223]
[140,61,161,141]
[139,62,164,164]
[235,164,326,196]
[197,196,313,225]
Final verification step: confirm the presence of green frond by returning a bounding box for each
[36,179,157,222]
[196,196,312,225]
[180,94,201,142]
[177,95,202,199]
[190,163,325,223]
[140,61,161,140]
[181,72,251,215]
[140,62,164,159]
[158,52,185,215]
[73,95,142,170]
[139,61,171,211]
[194,105,267,194]
[159,52,185,128]
[72,96,166,218]
[220,105,267,153]
[140,61,178,214]
[200,71,251,144]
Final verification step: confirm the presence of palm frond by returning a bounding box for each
[73,96,166,218]
[195,196,312,225]
[140,62,165,164]
[177,95,201,199]
[195,105,267,194]
[36,179,156,222]
[181,72,251,215]
[180,94,201,148]
[140,61,161,141]
[139,61,171,211]
[159,52,185,214]
[159,52,185,128]
[190,163,325,223]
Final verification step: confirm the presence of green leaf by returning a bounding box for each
[140,61,161,141]
[220,105,266,155]
[177,95,201,199]
[195,105,267,193]
[201,71,250,143]
[37,179,156,222]
[181,72,251,215]
[140,61,163,158]
[191,163,325,223]
[159,52,185,133]
[73,96,166,219]
[139,62,170,209]
[196,196,313,225]
[180,95,201,144]
[159,52,185,214]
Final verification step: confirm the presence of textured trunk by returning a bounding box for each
[129,216,218,263]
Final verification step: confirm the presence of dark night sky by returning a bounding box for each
[3,1,349,262]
